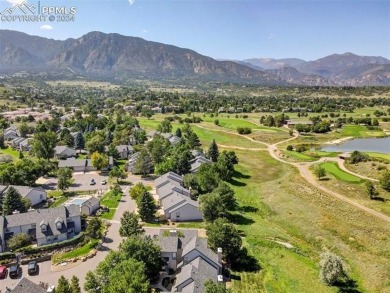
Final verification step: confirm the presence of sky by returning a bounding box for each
[0,0,389,61]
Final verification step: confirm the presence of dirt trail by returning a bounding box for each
[196,123,390,223]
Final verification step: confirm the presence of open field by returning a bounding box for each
[345,161,389,181]
[340,125,386,137]
[0,147,20,159]
[319,162,363,184]
[228,149,390,292]
[366,152,390,161]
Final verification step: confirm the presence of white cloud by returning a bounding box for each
[5,0,26,6]
[40,24,53,30]
[142,29,148,33]
[267,33,275,39]
[128,0,135,5]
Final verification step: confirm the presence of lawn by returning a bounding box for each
[52,239,98,264]
[340,125,386,138]
[100,208,116,220]
[318,162,363,183]
[99,190,122,220]
[0,147,21,159]
[283,150,318,162]
[365,152,390,161]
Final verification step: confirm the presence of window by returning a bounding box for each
[176,212,180,218]
[31,223,36,228]
[172,252,176,260]
[41,225,47,232]
[56,222,62,229]
[53,236,58,241]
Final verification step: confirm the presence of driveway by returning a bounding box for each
[41,172,110,192]
[1,185,137,292]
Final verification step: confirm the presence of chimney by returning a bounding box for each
[169,229,177,237]
[217,247,223,264]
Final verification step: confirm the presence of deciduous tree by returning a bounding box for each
[119,211,144,237]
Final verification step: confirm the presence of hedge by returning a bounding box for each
[17,232,85,255]
[0,251,16,261]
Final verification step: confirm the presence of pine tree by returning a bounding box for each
[175,128,182,138]
[208,139,219,162]
[2,186,28,215]
[0,133,4,149]
[119,211,144,237]
[70,275,81,293]
[74,132,85,153]
[56,275,71,293]
[133,149,153,176]
[138,191,156,222]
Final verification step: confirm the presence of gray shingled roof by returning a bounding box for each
[169,198,199,213]
[58,158,87,168]
[10,277,47,293]
[1,185,46,199]
[161,192,187,212]
[4,205,79,239]
[181,237,220,269]
[155,172,183,188]
[175,257,219,293]
[159,236,179,252]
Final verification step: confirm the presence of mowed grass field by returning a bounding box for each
[228,149,390,292]
[319,162,363,183]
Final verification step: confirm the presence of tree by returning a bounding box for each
[57,167,73,193]
[157,118,172,133]
[32,131,57,160]
[214,182,236,210]
[314,165,326,180]
[200,193,225,222]
[133,149,153,176]
[138,190,156,222]
[146,135,170,164]
[59,128,75,147]
[7,233,32,250]
[175,127,182,138]
[70,276,81,293]
[365,180,377,199]
[107,144,120,160]
[319,252,347,285]
[74,132,85,153]
[379,170,390,191]
[208,139,219,162]
[86,135,105,154]
[109,166,127,183]
[18,122,31,138]
[84,271,101,293]
[286,145,293,151]
[119,236,164,280]
[18,150,24,159]
[129,182,148,202]
[85,217,102,240]
[204,280,231,293]
[119,211,144,237]
[91,152,109,170]
[2,186,30,215]
[206,218,242,264]
[349,150,369,164]
[56,275,71,293]
[0,133,4,149]
[84,255,149,293]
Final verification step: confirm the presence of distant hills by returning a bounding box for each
[0,30,389,86]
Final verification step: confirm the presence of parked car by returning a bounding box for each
[0,265,7,279]
[101,179,107,185]
[90,179,96,185]
[28,261,38,275]
[9,264,21,278]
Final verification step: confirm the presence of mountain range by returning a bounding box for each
[0,30,389,86]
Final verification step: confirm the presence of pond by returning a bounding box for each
[321,136,390,153]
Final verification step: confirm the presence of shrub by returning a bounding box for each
[286,145,294,151]
[237,127,251,134]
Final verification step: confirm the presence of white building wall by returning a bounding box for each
[169,204,203,222]
[68,215,82,233]
[26,190,47,206]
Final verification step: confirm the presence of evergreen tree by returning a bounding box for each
[57,167,73,193]
[56,275,71,293]
[0,133,4,149]
[2,186,29,215]
[70,276,81,293]
[133,149,153,176]
[18,150,24,159]
[175,127,182,138]
[74,132,85,153]
[138,191,156,222]
[208,139,219,162]
[119,211,144,237]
